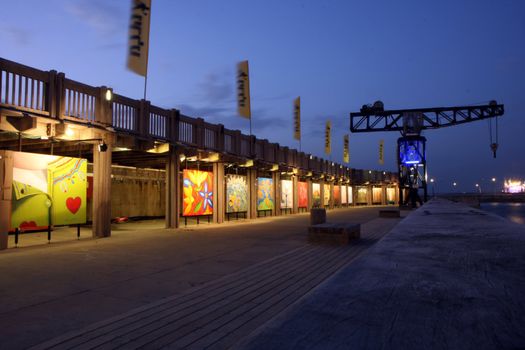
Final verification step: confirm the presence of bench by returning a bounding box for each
[308,223,361,245]
[379,209,400,218]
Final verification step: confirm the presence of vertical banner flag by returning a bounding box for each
[343,134,350,163]
[293,97,301,140]
[237,61,251,119]
[379,139,384,165]
[325,120,332,155]
[127,0,152,76]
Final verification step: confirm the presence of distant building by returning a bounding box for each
[504,179,525,193]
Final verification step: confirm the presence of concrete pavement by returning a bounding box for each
[239,198,525,350]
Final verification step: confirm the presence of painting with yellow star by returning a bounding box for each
[183,169,213,216]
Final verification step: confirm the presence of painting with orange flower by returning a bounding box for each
[298,181,308,208]
[257,177,274,210]
[333,185,341,205]
[183,169,213,216]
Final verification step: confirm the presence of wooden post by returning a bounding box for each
[382,185,387,205]
[367,185,373,206]
[273,171,280,216]
[47,70,57,119]
[0,151,13,250]
[330,182,334,209]
[292,175,298,214]
[306,178,312,211]
[165,146,180,228]
[213,162,224,224]
[247,168,257,219]
[320,179,325,209]
[92,136,112,238]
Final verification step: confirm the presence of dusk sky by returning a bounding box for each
[1,0,524,192]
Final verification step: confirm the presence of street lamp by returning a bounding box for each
[430,178,435,197]
[475,183,481,193]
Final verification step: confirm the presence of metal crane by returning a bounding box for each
[349,101,504,206]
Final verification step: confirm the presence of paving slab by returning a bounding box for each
[238,198,525,350]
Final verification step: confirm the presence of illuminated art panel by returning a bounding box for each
[11,151,87,230]
[341,185,348,204]
[373,187,382,203]
[298,182,308,208]
[226,174,248,213]
[356,186,368,204]
[348,186,353,204]
[281,180,293,209]
[257,177,274,210]
[323,184,331,206]
[183,169,213,216]
[387,187,396,203]
[333,185,341,205]
[312,183,321,207]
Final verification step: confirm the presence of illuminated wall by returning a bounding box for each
[387,187,396,203]
[11,151,87,230]
[257,177,274,210]
[281,179,293,209]
[348,186,353,204]
[183,169,213,216]
[226,174,248,213]
[298,181,308,208]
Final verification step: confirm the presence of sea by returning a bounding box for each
[480,202,525,225]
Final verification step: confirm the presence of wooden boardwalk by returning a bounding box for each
[31,219,395,350]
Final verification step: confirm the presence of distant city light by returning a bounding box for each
[492,177,496,182]
[504,179,525,193]
[430,178,434,183]
[453,182,457,186]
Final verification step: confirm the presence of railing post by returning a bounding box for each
[138,99,150,137]
[167,109,179,143]
[195,118,205,148]
[234,130,242,154]
[97,86,113,126]
[46,70,57,118]
[249,135,256,158]
[216,124,225,152]
[56,72,65,120]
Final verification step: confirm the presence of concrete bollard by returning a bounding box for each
[310,208,326,225]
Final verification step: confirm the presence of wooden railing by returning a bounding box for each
[0,57,398,185]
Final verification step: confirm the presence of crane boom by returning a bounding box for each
[350,103,504,133]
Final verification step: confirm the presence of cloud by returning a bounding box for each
[198,73,234,104]
[64,0,123,35]
[0,26,30,46]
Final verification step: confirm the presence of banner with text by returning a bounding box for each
[127,0,152,77]
[293,97,301,140]
[343,134,349,163]
[237,60,251,119]
[325,120,331,155]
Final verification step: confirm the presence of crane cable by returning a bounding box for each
[489,117,498,158]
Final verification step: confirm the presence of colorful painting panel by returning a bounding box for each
[323,184,331,206]
[333,185,341,205]
[387,187,396,204]
[11,152,87,230]
[341,185,348,204]
[356,187,368,203]
[281,180,293,209]
[312,183,321,207]
[373,187,382,203]
[257,177,274,210]
[226,174,248,213]
[183,169,213,216]
[298,181,308,208]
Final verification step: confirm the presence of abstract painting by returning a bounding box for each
[333,185,341,205]
[281,179,293,209]
[257,177,274,210]
[387,187,396,204]
[183,169,213,216]
[312,183,321,207]
[298,181,308,208]
[356,187,367,204]
[226,174,248,213]
[323,184,331,206]
[341,185,348,204]
[11,151,87,230]
[348,186,353,204]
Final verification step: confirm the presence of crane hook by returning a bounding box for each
[490,143,498,158]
